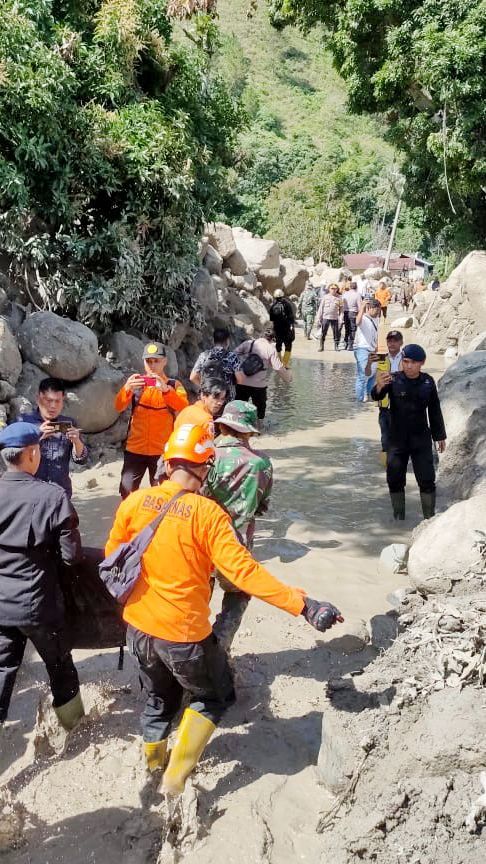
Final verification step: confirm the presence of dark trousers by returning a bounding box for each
[321,318,339,345]
[275,328,294,353]
[0,625,79,722]
[235,384,267,420]
[120,451,159,499]
[378,408,391,452]
[127,626,235,743]
[344,312,357,348]
[381,306,388,319]
[387,438,436,494]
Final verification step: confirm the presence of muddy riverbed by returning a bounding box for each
[1,314,450,863]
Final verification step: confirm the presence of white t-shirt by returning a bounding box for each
[354,315,379,351]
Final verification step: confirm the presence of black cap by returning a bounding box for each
[386,330,403,340]
[403,344,426,362]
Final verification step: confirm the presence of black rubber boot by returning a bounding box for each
[390,491,405,520]
[420,491,436,519]
[318,337,324,352]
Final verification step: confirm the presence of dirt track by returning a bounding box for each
[2,317,461,863]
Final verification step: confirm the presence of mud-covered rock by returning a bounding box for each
[437,352,486,501]
[281,258,308,297]
[408,496,486,595]
[19,312,98,381]
[64,359,125,433]
[0,318,22,385]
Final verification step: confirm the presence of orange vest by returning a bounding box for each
[173,400,213,433]
[105,480,305,642]
[114,378,188,456]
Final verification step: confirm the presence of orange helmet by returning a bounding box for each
[164,424,215,465]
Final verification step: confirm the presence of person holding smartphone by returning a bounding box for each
[19,377,87,498]
[115,341,189,498]
[371,343,446,520]
[365,330,404,461]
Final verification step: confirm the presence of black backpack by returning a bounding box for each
[200,348,230,383]
[271,299,289,321]
[241,341,265,376]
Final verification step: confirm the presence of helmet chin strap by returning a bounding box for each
[166,461,206,487]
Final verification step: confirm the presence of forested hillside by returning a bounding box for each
[215,0,427,262]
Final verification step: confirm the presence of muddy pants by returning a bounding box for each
[127,626,235,743]
[119,451,159,499]
[386,437,436,494]
[0,625,80,722]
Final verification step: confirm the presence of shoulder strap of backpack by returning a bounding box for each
[248,340,255,353]
[136,489,187,555]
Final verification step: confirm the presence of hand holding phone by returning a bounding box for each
[142,376,157,387]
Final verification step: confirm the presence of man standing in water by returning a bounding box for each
[366,330,404,460]
[371,343,446,520]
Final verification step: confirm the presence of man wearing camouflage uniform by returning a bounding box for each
[204,401,273,649]
[297,282,319,339]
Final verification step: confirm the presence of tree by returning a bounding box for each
[0,0,243,336]
[268,0,486,250]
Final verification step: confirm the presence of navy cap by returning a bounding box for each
[0,422,41,449]
[403,344,426,362]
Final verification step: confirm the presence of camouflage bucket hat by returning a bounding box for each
[215,400,259,434]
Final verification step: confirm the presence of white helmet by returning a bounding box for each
[273,288,284,298]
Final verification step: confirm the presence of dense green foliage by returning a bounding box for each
[0,0,242,334]
[268,0,486,251]
[214,0,428,262]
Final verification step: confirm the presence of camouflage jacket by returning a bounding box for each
[204,435,273,546]
[297,288,318,317]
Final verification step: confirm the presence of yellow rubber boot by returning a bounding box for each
[144,739,167,773]
[282,350,292,367]
[379,451,387,468]
[54,691,85,731]
[162,708,215,796]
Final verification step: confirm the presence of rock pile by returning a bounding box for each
[416,250,486,355]
[0,223,311,451]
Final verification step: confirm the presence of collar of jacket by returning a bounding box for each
[0,470,36,482]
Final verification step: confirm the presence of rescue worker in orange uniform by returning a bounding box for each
[114,341,188,498]
[105,424,344,797]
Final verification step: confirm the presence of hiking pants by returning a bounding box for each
[344,312,357,348]
[119,451,160,499]
[386,438,436,494]
[127,627,235,743]
[321,318,339,346]
[303,313,315,338]
[0,625,79,722]
[275,327,294,354]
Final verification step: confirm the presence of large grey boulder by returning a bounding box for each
[203,245,223,276]
[233,272,257,292]
[0,381,15,402]
[64,359,125,433]
[237,292,269,330]
[205,222,237,261]
[419,251,486,353]
[107,332,144,373]
[19,312,98,381]
[467,331,486,352]
[437,352,486,501]
[0,318,22,385]
[445,250,486,330]
[190,268,218,316]
[281,258,309,297]
[408,496,486,595]
[232,227,280,273]
[224,248,247,276]
[257,268,284,294]
[15,361,46,405]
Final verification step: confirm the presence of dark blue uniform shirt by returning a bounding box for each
[20,410,87,498]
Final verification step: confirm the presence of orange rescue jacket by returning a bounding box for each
[105,479,305,642]
[173,400,213,432]
[115,378,188,456]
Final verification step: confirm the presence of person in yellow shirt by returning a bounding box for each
[114,342,188,498]
[105,424,343,797]
[374,282,392,320]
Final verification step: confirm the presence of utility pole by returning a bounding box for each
[384,194,403,272]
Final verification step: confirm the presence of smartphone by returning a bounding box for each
[376,353,388,361]
[142,376,157,387]
[52,421,73,434]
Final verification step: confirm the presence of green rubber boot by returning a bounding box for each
[54,691,85,731]
[420,491,436,519]
[390,491,405,520]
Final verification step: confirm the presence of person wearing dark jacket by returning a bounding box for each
[371,344,447,520]
[269,289,295,367]
[0,423,84,729]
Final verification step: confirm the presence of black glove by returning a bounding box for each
[301,597,343,632]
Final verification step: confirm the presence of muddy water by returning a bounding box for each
[266,353,360,434]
